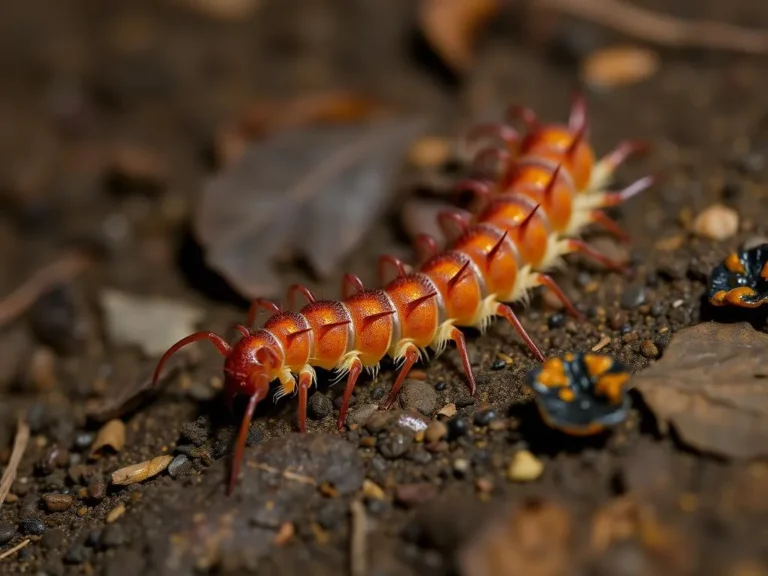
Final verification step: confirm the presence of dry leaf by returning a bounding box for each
[90,419,126,459]
[633,322,768,458]
[111,455,174,485]
[418,0,501,72]
[196,118,427,299]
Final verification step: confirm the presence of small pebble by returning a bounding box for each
[168,454,192,478]
[370,387,387,401]
[43,493,73,512]
[349,404,380,428]
[620,285,647,309]
[437,403,457,418]
[434,381,447,391]
[453,458,470,475]
[0,523,16,544]
[73,432,95,452]
[447,417,469,440]
[308,394,332,420]
[378,430,413,459]
[106,503,126,523]
[87,477,107,501]
[473,408,497,427]
[64,545,91,564]
[507,450,544,482]
[548,313,566,329]
[491,359,506,371]
[333,393,357,409]
[365,411,392,433]
[399,380,437,415]
[362,479,386,500]
[19,517,46,536]
[639,339,660,359]
[424,421,447,443]
[693,204,739,240]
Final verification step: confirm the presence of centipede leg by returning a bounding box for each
[465,123,520,150]
[378,255,408,286]
[494,304,546,362]
[152,331,230,387]
[247,298,280,326]
[599,140,650,173]
[506,104,540,132]
[599,175,657,208]
[342,273,365,299]
[534,273,584,321]
[287,284,317,310]
[472,147,514,182]
[227,386,266,495]
[567,239,629,274]
[337,358,363,431]
[297,371,312,433]
[589,211,631,244]
[382,345,420,410]
[448,327,478,395]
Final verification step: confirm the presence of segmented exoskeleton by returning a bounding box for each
[152,94,654,493]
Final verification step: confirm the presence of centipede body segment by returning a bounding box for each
[152,93,654,493]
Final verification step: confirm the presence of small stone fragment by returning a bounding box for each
[19,517,46,536]
[168,454,193,478]
[99,524,125,548]
[87,477,107,501]
[272,522,294,545]
[43,493,73,512]
[424,420,448,443]
[308,394,332,420]
[693,204,739,241]
[447,416,469,440]
[640,339,660,359]
[395,483,438,507]
[620,285,647,309]
[0,523,16,544]
[507,450,544,482]
[362,479,386,500]
[378,430,413,459]
[106,503,126,524]
[399,380,437,415]
[90,419,126,458]
[437,403,457,418]
[110,455,173,485]
[473,408,497,426]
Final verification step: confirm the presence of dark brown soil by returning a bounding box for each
[3,0,768,575]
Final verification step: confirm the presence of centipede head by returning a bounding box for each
[152,328,283,495]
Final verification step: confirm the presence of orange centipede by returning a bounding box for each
[458,92,655,245]
[152,95,655,494]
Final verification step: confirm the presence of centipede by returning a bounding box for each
[152,93,654,494]
[458,92,655,245]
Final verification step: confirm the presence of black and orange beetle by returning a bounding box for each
[708,244,768,308]
[525,353,631,435]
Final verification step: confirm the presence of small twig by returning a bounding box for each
[0,415,31,508]
[0,539,30,561]
[350,500,367,576]
[534,0,768,55]
[0,250,92,328]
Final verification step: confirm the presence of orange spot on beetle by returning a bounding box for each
[536,358,569,387]
[595,372,630,404]
[583,354,613,378]
[724,252,746,275]
[761,260,768,280]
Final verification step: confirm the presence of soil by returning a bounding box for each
[2,0,768,575]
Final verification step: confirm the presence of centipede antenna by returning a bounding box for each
[152,331,230,387]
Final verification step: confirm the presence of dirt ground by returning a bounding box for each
[2,0,768,574]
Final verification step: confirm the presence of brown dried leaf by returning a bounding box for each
[418,0,501,72]
[90,419,126,459]
[196,118,427,299]
[633,322,768,458]
[111,455,174,486]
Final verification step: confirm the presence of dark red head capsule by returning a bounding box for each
[525,352,631,435]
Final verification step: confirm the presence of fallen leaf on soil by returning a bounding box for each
[632,322,768,458]
[100,288,206,357]
[418,0,501,72]
[458,499,573,576]
[580,44,660,89]
[196,118,427,299]
[90,419,126,459]
[111,455,174,485]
